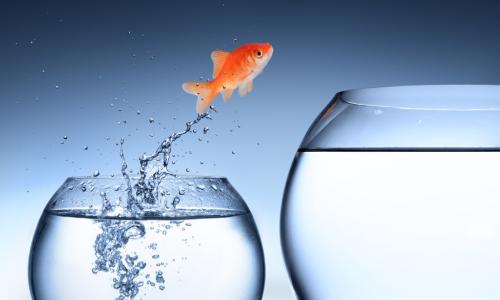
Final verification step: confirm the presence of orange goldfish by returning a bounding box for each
[182,42,274,113]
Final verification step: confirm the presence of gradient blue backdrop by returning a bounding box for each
[2,0,500,299]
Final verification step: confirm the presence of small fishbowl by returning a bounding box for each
[29,176,265,300]
[281,85,500,300]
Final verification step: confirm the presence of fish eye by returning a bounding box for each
[256,50,262,58]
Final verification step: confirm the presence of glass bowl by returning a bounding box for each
[281,85,500,300]
[29,176,265,300]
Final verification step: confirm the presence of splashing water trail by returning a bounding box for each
[92,110,213,299]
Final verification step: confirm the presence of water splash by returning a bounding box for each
[92,110,214,299]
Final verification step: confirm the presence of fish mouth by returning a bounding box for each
[267,47,274,60]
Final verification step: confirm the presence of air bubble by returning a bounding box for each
[172,196,181,208]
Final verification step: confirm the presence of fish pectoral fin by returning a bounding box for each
[211,50,230,78]
[238,80,253,97]
[220,88,234,102]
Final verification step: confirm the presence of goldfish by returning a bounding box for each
[182,42,274,113]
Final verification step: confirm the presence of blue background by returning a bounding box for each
[1,0,500,298]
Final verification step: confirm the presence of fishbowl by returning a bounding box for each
[281,85,500,300]
[29,176,265,300]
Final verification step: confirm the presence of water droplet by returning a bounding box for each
[203,127,209,134]
[136,110,141,115]
[84,146,88,150]
[55,84,60,89]
[178,187,186,195]
[196,184,205,191]
[93,170,100,177]
[231,151,236,155]
[185,168,190,172]
[211,184,218,191]
[63,135,68,140]
[233,37,238,43]
[149,117,155,123]
[200,161,204,164]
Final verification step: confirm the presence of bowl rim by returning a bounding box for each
[338,84,500,111]
[66,175,229,180]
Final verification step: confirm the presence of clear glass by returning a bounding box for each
[29,176,265,300]
[281,85,500,300]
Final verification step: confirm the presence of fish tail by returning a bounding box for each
[182,81,218,114]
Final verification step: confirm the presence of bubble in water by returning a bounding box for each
[136,110,141,115]
[125,254,138,267]
[93,170,100,177]
[84,146,89,150]
[55,84,60,89]
[149,117,155,123]
[185,168,190,172]
[63,136,68,140]
[156,271,165,284]
[172,196,181,208]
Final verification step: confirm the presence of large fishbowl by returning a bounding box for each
[29,176,265,300]
[281,85,500,300]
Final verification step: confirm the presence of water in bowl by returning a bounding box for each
[30,208,263,300]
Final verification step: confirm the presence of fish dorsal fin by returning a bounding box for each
[211,50,230,78]
[239,80,253,96]
[220,87,234,102]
